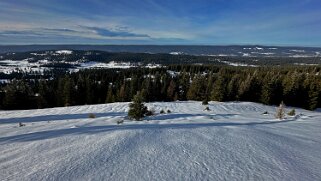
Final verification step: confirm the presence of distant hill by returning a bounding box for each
[0,45,321,57]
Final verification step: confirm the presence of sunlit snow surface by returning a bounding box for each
[0,59,161,74]
[0,101,321,180]
[55,50,73,54]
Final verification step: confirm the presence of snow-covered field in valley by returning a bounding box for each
[1,101,321,180]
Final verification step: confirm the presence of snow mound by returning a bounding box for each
[0,101,321,180]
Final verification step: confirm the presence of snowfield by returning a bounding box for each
[55,50,73,54]
[0,101,321,180]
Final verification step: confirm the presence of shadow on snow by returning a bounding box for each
[0,114,297,143]
[0,112,125,124]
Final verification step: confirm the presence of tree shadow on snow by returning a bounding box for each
[0,117,297,143]
[0,112,125,124]
[147,113,238,121]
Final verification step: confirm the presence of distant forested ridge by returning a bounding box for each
[1,50,321,67]
[0,65,320,110]
[1,45,321,57]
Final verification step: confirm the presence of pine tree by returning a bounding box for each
[75,74,86,105]
[85,76,95,104]
[152,73,162,101]
[238,71,261,102]
[178,71,189,101]
[283,71,304,107]
[105,85,115,103]
[167,79,177,101]
[3,80,34,110]
[304,76,319,110]
[36,80,48,108]
[226,74,240,101]
[161,74,170,100]
[141,77,152,102]
[129,75,138,99]
[211,75,226,102]
[56,78,65,106]
[261,74,282,105]
[118,82,127,102]
[187,74,206,101]
[62,77,75,106]
[205,73,214,102]
[128,92,148,121]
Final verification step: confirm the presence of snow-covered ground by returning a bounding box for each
[0,59,162,74]
[0,101,321,180]
[55,50,73,55]
[216,59,258,67]
[0,50,163,74]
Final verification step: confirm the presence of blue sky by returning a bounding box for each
[0,0,320,46]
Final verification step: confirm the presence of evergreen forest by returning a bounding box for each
[0,65,320,110]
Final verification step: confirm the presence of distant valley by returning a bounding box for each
[0,45,321,74]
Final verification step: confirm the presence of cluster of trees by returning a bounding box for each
[0,65,321,110]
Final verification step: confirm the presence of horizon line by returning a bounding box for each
[0,44,321,48]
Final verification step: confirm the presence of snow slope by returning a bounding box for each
[0,101,321,181]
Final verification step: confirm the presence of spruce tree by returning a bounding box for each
[62,77,75,106]
[167,79,177,101]
[118,82,127,102]
[141,78,152,101]
[106,85,115,103]
[306,78,319,110]
[36,80,48,108]
[226,74,240,101]
[261,74,282,105]
[152,73,162,101]
[211,75,226,102]
[283,71,304,107]
[3,80,34,110]
[85,76,95,104]
[187,74,206,101]
[238,71,261,102]
[178,71,189,101]
[128,92,148,121]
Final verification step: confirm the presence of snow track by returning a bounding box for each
[0,101,321,180]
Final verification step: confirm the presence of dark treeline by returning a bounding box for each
[1,50,321,66]
[0,65,321,110]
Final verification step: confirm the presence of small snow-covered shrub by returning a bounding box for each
[204,106,210,111]
[19,122,25,127]
[262,111,269,115]
[167,109,171,113]
[160,109,165,114]
[202,99,209,105]
[88,113,96,118]
[117,119,124,124]
[287,109,296,116]
[146,108,155,116]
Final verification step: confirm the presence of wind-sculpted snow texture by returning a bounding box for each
[1,101,321,180]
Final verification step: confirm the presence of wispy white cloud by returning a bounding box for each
[0,0,320,45]
[79,26,150,38]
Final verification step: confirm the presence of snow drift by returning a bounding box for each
[0,101,320,180]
